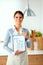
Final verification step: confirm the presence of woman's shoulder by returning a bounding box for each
[22,28,29,32]
[7,28,14,34]
[9,28,13,31]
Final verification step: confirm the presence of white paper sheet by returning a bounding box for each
[14,35,25,52]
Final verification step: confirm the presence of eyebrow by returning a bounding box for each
[16,16,22,18]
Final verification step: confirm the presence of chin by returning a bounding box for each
[18,23,21,25]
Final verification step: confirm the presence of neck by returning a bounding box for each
[14,25,21,32]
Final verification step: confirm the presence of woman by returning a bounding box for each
[4,11,31,65]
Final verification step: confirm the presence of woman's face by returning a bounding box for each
[14,13,23,26]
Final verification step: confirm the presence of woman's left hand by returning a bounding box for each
[22,32,28,40]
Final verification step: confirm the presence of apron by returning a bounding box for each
[6,51,28,65]
[6,26,28,65]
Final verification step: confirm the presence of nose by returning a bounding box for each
[17,17,21,21]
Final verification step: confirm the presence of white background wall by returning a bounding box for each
[23,0,41,31]
[0,0,43,41]
[41,0,43,33]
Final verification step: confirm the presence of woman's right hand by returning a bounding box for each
[15,50,24,55]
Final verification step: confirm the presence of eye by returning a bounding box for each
[20,17,22,18]
[16,17,18,18]
[15,16,22,19]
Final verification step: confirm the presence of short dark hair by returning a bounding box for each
[14,11,24,18]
